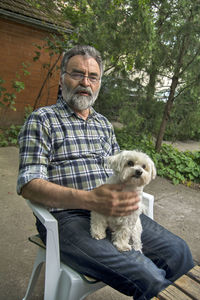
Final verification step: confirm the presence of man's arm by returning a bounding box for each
[21,178,139,217]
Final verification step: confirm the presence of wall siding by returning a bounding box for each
[0,18,61,127]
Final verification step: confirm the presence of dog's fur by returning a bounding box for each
[90,150,156,252]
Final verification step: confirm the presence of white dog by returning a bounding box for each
[90,150,156,252]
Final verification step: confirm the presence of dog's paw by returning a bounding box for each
[91,231,106,240]
[132,243,143,253]
[133,247,143,253]
[113,241,132,252]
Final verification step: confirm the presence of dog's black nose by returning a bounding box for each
[135,169,142,178]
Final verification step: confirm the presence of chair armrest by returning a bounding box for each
[26,199,57,228]
[142,192,154,220]
[26,200,61,276]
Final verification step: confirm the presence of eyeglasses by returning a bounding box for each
[64,71,100,84]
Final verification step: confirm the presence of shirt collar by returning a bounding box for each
[56,95,101,123]
[56,95,75,117]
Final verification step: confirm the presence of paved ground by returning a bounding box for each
[0,147,199,300]
[163,140,200,152]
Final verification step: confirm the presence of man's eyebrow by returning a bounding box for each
[71,68,84,74]
[71,68,99,77]
[89,72,99,77]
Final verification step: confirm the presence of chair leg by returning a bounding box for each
[56,263,106,300]
[22,248,45,300]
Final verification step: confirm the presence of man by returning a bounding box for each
[17,45,194,300]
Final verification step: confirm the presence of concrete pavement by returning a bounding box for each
[0,147,199,300]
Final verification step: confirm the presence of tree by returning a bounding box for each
[152,1,200,151]
[28,0,200,150]
[30,0,154,73]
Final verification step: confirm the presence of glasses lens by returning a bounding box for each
[89,76,98,83]
[71,73,83,81]
[68,72,99,83]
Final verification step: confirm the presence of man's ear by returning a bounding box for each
[60,75,64,87]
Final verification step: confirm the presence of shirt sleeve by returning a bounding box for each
[17,110,52,194]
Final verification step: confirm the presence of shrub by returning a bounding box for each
[115,128,200,185]
[0,125,21,147]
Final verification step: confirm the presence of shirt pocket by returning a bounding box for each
[50,135,82,162]
[91,135,113,157]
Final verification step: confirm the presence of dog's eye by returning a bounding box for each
[127,161,134,167]
[142,164,146,169]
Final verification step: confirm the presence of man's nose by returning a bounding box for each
[80,76,90,86]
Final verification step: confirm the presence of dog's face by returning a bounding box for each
[107,150,156,187]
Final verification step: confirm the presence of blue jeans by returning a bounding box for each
[36,210,194,300]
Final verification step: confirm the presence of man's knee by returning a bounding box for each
[131,265,170,299]
[166,236,194,281]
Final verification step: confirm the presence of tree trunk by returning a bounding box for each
[146,65,157,103]
[155,75,178,151]
[155,28,190,152]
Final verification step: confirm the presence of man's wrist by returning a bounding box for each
[70,188,92,210]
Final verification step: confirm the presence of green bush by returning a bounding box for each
[0,125,21,147]
[0,105,33,147]
[157,144,200,185]
[115,128,200,185]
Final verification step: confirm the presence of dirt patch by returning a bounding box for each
[183,181,200,191]
[163,140,200,152]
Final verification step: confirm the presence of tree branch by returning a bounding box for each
[33,53,62,110]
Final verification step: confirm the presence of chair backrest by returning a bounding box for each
[142,192,154,220]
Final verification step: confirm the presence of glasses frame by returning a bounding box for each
[64,71,100,84]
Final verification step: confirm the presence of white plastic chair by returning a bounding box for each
[22,192,154,300]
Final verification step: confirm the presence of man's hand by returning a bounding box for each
[87,184,140,217]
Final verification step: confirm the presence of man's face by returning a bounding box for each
[61,55,101,111]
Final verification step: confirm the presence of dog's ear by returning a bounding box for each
[151,160,157,180]
[107,152,123,173]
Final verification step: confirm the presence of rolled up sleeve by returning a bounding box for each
[17,111,51,194]
[17,164,48,194]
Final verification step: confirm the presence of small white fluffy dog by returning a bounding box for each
[90,150,156,252]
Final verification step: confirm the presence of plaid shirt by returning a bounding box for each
[17,96,120,210]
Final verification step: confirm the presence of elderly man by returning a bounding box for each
[17,45,194,300]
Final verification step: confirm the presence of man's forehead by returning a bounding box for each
[67,55,100,73]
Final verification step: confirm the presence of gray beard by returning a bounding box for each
[62,83,99,111]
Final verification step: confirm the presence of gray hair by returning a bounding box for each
[61,45,103,77]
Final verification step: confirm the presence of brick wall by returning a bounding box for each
[0,18,61,127]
